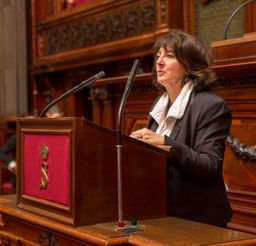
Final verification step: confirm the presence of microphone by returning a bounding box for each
[39,71,105,117]
[223,0,256,40]
[116,59,141,145]
[115,59,140,228]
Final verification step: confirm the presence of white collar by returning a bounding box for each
[150,81,193,124]
[167,81,193,118]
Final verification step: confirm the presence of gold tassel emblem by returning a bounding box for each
[39,144,49,189]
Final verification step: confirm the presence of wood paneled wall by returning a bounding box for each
[211,35,256,234]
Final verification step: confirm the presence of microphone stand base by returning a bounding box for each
[96,220,145,234]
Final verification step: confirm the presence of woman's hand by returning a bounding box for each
[130,128,164,146]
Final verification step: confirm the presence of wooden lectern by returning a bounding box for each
[16,117,172,227]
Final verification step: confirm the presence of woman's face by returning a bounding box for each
[156,47,186,89]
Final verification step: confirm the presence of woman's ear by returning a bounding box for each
[184,73,189,83]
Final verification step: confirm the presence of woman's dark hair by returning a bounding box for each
[151,30,216,92]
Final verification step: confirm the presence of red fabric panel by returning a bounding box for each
[2,182,12,190]
[24,134,70,206]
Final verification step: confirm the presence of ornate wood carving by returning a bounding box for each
[89,86,108,99]
[47,3,156,55]
[36,231,59,246]
[226,134,256,163]
[160,0,166,18]
[212,75,256,89]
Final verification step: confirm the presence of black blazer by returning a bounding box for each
[146,90,232,227]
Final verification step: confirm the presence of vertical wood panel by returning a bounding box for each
[246,1,256,33]
[183,0,196,35]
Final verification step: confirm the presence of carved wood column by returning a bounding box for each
[88,99,102,125]
[88,87,103,126]
[183,0,197,35]
[89,86,114,129]
[99,88,114,130]
[246,1,256,33]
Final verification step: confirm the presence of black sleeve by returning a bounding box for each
[164,99,231,184]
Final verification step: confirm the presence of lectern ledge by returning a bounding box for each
[16,117,172,227]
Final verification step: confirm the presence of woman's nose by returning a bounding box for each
[156,56,164,66]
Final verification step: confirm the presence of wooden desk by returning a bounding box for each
[0,195,256,246]
[128,218,256,246]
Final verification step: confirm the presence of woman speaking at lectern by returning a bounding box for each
[130,30,232,227]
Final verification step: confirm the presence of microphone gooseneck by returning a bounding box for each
[116,59,140,228]
[116,59,141,145]
[223,0,256,40]
[39,71,105,117]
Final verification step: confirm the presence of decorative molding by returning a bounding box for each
[212,75,256,89]
[161,0,166,18]
[130,83,158,94]
[47,3,156,55]
[90,83,157,99]
[114,83,158,96]
[226,134,256,163]
[89,86,108,99]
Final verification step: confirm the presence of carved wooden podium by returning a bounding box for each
[16,117,172,227]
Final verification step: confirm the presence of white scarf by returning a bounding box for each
[150,81,193,136]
